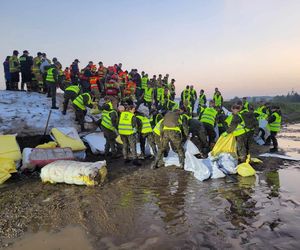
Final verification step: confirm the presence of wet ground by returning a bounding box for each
[1,125,300,249]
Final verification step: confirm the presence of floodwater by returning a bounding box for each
[2,124,300,249]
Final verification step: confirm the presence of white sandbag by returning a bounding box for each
[184,140,200,155]
[21,148,34,170]
[185,152,211,181]
[82,132,106,154]
[163,150,180,167]
[40,160,107,186]
[136,141,152,156]
[259,119,268,128]
[137,104,149,117]
[216,153,238,174]
[211,161,226,179]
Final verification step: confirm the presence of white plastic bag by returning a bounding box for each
[216,153,238,174]
[82,132,106,154]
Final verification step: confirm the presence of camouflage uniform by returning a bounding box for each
[153,111,186,168]
[188,119,209,154]
[120,134,137,160]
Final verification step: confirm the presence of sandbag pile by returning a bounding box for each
[40,160,107,186]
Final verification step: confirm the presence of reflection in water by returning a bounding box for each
[219,176,257,229]
[265,171,280,198]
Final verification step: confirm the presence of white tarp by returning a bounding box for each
[40,160,107,186]
[259,153,300,161]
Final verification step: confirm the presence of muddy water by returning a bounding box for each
[2,124,300,249]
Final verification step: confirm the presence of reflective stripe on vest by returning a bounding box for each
[213,95,222,106]
[144,87,153,102]
[200,107,217,126]
[153,119,163,136]
[136,115,153,134]
[225,114,233,126]
[118,112,135,135]
[163,117,182,133]
[269,112,281,132]
[65,85,80,94]
[101,110,116,131]
[73,93,91,110]
[233,114,249,136]
[46,68,55,82]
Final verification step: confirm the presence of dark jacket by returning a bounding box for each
[19,54,33,73]
[3,60,10,81]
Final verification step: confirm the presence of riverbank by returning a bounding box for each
[1,124,300,249]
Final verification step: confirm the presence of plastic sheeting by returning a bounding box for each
[40,160,107,186]
[0,134,22,161]
[259,153,300,161]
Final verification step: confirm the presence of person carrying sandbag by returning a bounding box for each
[222,104,253,163]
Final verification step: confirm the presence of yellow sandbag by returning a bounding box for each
[116,135,123,144]
[211,133,236,157]
[251,157,263,164]
[0,170,11,185]
[36,141,57,149]
[0,158,17,173]
[51,128,86,151]
[0,135,21,161]
[237,157,256,177]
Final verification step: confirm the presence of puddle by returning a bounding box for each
[6,227,93,250]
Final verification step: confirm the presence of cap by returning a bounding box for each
[13,50,19,55]
[23,50,29,54]
[37,52,42,56]
[74,59,80,62]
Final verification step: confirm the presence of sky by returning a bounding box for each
[0,0,300,99]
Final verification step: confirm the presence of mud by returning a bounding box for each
[1,125,300,249]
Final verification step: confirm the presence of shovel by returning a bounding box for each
[39,110,52,144]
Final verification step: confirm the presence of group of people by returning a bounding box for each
[3,50,282,169]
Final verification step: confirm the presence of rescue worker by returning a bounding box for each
[19,50,33,91]
[70,59,80,83]
[223,104,251,163]
[163,98,179,112]
[141,72,149,90]
[62,83,80,115]
[213,90,223,107]
[188,119,209,157]
[152,110,188,169]
[45,64,59,109]
[118,105,141,166]
[98,61,107,92]
[136,110,157,159]
[190,85,197,112]
[32,52,43,92]
[3,56,11,90]
[97,103,119,157]
[158,88,170,108]
[149,107,163,129]
[169,79,176,100]
[181,85,191,107]
[90,74,100,101]
[72,92,93,131]
[266,106,282,152]
[197,89,207,113]
[155,77,164,107]
[242,97,249,110]
[9,50,20,90]
[153,118,164,153]
[199,100,218,148]
[216,106,227,135]
[64,67,71,85]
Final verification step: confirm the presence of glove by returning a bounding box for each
[222,132,228,137]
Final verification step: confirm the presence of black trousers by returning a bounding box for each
[47,82,57,108]
[266,131,278,149]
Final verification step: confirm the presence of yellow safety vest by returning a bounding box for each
[153,119,163,136]
[269,112,281,132]
[118,111,135,135]
[233,114,249,137]
[65,85,80,94]
[200,107,217,126]
[156,87,164,101]
[46,68,55,82]
[141,76,148,89]
[163,117,182,133]
[199,94,206,106]
[144,87,153,102]
[182,89,191,102]
[73,93,91,110]
[101,110,116,131]
[136,115,153,134]
[213,95,222,107]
